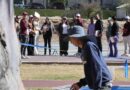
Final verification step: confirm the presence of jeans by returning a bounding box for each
[96,37,102,52]
[19,34,29,56]
[43,35,52,55]
[123,35,130,54]
[109,38,118,57]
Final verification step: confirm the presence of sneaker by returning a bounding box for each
[121,53,127,56]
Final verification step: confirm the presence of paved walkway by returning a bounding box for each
[22,55,130,66]
[23,80,130,88]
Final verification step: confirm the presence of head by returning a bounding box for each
[34,12,40,21]
[125,16,130,22]
[76,13,81,19]
[112,16,116,22]
[107,17,112,23]
[45,17,50,24]
[15,16,20,23]
[29,15,33,22]
[22,11,28,19]
[69,37,83,48]
[62,16,67,23]
[90,17,94,24]
[95,14,100,20]
[68,26,86,48]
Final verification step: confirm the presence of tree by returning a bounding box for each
[0,0,25,90]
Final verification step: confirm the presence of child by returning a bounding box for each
[69,26,112,90]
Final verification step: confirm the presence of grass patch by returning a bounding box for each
[21,64,130,81]
[115,68,130,81]
[21,64,83,80]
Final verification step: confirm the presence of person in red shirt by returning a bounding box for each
[122,16,130,56]
[19,11,29,59]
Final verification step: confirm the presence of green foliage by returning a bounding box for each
[14,8,116,19]
[14,8,66,17]
[102,9,116,19]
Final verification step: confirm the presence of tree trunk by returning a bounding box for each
[0,0,25,90]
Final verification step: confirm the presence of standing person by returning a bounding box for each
[69,26,112,90]
[95,14,103,52]
[87,17,95,36]
[74,13,83,26]
[28,15,35,56]
[41,17,55,55]
[106,17,112,55]
[122,16,130,56]
[109,16,119,57]
[33,12,41,55]
[106,17,112,43]
[14,16,20,36]
[74,13,84,56]
[19,11,29,59]
[57,17,69,56]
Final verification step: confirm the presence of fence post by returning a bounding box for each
[124,59,128,79]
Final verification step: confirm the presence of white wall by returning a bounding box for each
[116,8,126,18]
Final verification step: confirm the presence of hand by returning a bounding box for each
[70,83,80,90]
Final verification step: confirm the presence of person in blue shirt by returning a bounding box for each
[69,26,112,90]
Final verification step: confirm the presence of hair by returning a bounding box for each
[112,16,116,21]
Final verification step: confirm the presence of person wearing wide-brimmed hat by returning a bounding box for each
[33,11,41,55]
[69,26,112,90]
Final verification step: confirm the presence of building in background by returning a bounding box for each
[116,4,130,19]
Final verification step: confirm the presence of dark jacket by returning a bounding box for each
[42,23,52,37]
[77,38,112,89]
[57,23,69,36]
[122,22,130,36]
[20,18,28,35]
[95,19,103,35]
[111,22,119,36]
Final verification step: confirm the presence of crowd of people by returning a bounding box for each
[15,11,130,59]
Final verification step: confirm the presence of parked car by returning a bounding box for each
[25,3,45,9]
[51,2,65,9]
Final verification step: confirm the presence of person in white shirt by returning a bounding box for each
[57,17,69,56]
[33,12,41,55]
